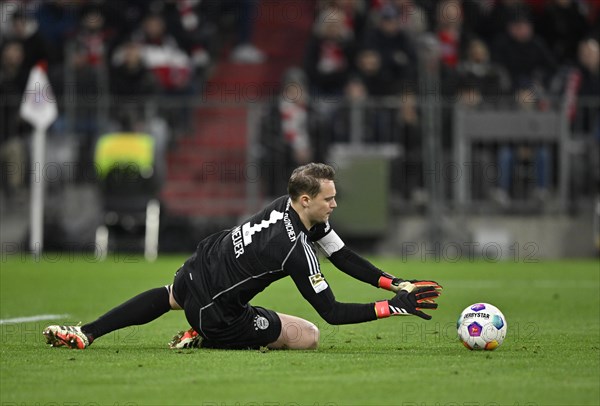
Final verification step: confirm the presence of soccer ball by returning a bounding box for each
[457,303,507,350]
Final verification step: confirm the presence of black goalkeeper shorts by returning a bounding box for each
[172,268,282,349]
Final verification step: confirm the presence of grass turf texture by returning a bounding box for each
[1,255,598,406]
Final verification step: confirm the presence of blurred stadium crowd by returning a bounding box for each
[1,0,267,191]
[1,0,599,212]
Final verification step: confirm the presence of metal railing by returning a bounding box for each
[2,80,599,256]
[3,93,598,203]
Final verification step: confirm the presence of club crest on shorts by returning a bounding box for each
[254,316,269,330]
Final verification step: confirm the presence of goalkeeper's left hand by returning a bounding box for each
[379,274,443,295]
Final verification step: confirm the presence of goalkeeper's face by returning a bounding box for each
[307,180,337,225]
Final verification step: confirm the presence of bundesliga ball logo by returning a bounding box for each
[457,303,507,350]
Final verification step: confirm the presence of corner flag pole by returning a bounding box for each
[19,63,58,257]
[29,126,47,255]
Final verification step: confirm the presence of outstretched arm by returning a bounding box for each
[288,264,439,324]
[328,245,384,287]
[285,237,440,325]
[286,236,377,325]
[313,227,441,293]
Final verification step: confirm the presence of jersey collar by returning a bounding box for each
[286,197,310,235]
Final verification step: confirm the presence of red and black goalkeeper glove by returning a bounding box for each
[378,274,443,295]
[374,286,440,320]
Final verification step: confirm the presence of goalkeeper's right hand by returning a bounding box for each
[374,286,440,320]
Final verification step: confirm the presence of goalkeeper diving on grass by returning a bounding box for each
[44,163,442,350]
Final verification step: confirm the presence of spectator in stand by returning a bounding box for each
[162,0,217,77]
[343,76,368,103]
[99,1,152,42]
[330,75,367,142]
[434,0,471,71]
[0,41,28,98]
[70,6,116,97]
[493,80,552,207]
[396,89,424,204]
[431,0,474,151]
[363,3,417,89]
[0,1,18,41]
[575,38,600,115]
[105,36,169,187]
[130,12,193,94]
[571,38,600,196]
[588,1,600,41]
[3,9,63,119]
[69,7,117,173]
[479,0,533,44]
[490,10,556,204]
[260,68,316,197]
[491,13,557,93]
[0,41,30,203]
[128,12,194,137]
[455,38,510,106]
[34,0,80,65]
[224,0,267,64]
[459,0,492,42]
[324,0,370,42]
[384,0,429,38]
[278,70,313,165]
[353,48,397,97]
[304,7,355,101]
[565,37,600,130]
[338,46,423,200]
[455,39,510,200]
[351,48,401,142]
[3,11,55,80]
[109,40,159,127]
[536,0,590,66]
[71,7,116,70]
[419,0,487,44]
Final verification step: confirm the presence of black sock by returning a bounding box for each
[82,287,171,341]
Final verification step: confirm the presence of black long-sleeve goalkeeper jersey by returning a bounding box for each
[180,195,383,325]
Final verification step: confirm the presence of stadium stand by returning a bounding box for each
[0,0,598,255]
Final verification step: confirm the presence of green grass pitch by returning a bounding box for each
[1,254,598,406]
